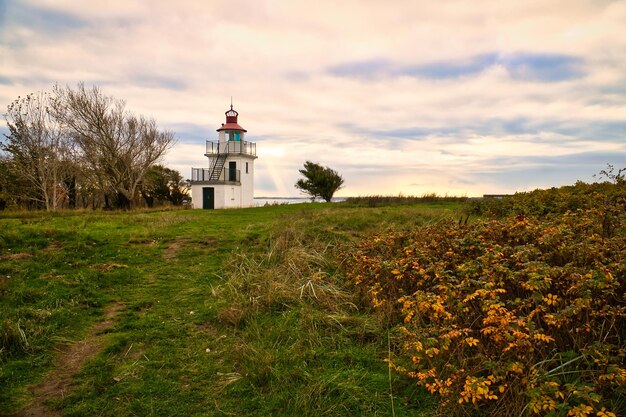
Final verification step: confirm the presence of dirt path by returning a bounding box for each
[11,303,124,417]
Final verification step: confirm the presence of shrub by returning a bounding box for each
[344,194,468,207]
[346,182,626,416]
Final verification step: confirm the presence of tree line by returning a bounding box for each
[1,83,187,210]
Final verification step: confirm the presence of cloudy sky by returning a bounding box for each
[1,0,625,197]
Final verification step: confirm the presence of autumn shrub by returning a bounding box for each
[347,182,626,416]
[345,194,467,207]
[467,168,625,224]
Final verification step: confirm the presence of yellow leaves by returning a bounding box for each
[533,333,555,343]
[509,362,524,374]
[568,404,593,417]
[403,310,415,323]
[463,287,506,302]
[521,281,540,291]
[415,368,436,382]
[482,303,515,327]
[346,198,626,416]
[425,377,454,397]
[598,366,626,385]
[369,283,385,308]
[481,326,496,336]
[441,329,462,340]
[424,347,440,358]
[417,301,430,313]
[464,337,479,347]
[512,330,530,340]
[573,297,591,309]
[544,293,559,305]
[544,313,565,328]
[597,407,617,417]
[431,302,446,315]
[458,376,498,404]
[530,396,557,414]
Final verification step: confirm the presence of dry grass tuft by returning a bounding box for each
[91,263,128,272]
[217,222,353,323]
[217,304,247,327]
[0,252,33,261]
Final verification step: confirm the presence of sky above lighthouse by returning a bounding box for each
[1,0,625,197]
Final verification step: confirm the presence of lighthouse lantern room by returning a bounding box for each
[190,105,257,209]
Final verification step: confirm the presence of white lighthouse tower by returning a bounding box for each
[190,104,257,209]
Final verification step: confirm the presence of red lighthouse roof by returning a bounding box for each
[216,104,247,132]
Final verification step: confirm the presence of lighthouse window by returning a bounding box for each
[226,131,241,142]
[246,162,249,173]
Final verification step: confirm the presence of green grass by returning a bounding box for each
[0,202,460,416]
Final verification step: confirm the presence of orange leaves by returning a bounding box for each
[345,191,626,416]
[544,293,559,305]
[508,362,524,374]
[597,407,617,417]
[533,333,555,343]
[424,347,440,358]
[568,404,594,417]
[530,396,558,414]
[464,337,479,347]
[458,376,498,404]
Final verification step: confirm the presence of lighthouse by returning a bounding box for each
[190,104,257,209]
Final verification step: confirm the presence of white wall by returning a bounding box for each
[191,183,244,209]
[227,156,255,208]
[190,184,227,209]
[240,157,255,207]
[190,184,202,209]
[190,144,256,210]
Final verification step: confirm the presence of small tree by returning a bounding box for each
[141,165,189,207]
[0,154,17,210]
[295,161,344,202]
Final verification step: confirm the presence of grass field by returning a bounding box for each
[0,202,461,416]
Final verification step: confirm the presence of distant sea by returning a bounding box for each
[253,197,347,206]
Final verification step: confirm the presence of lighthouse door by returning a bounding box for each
[202,187,215,209]
[228,161,237,182]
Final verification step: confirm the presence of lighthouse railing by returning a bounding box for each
[205,140,256,157]
[191,167,241,183]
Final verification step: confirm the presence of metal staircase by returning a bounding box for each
[209,153,227,181]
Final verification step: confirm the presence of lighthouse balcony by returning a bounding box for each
[204,140,257,157]
[190,167,241,184]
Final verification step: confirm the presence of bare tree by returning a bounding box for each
[53,83,175,209]
[2,91,69,210]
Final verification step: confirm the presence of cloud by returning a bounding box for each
[1,1,86,38]
[500,53,584,82]
[328,52,584,82]
[1,0,625,198]
[130,75,187,91]
[468,149,626,191]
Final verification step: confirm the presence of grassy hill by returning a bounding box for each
[1,202,459,416]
